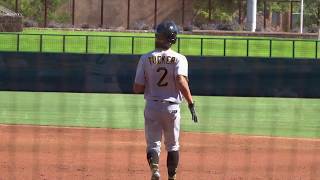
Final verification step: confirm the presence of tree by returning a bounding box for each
[193,0,239,26]
[0,0,70,25]
[304,0,320,26]
[0,0,15,10]
[193,0,318,29]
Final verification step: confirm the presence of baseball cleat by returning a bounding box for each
[151,170,160,180]
[168,174,176,180]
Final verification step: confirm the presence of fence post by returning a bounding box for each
[178,38,181,53]
[16,34,20,52]
[154,0,157,29]
[200,38,203,56]
[208,0,212,22]
[132,37,135,54]
[44,0,48,28]
[101,0,104,27]
[182,0,185,26]
[264,0,267,30]
[223,39,226,56]
[290,1,293,30]
[85,35,89,53]
[246,39,249,57]
[292,40,295,59]
[269,39,272,58]
[72,0,75,26]
[316,41,318,59]
[63,35,66,53]
[15,0,19,13]
[109,36,112,54]
[127,0,130,29]
[40,34,43,52]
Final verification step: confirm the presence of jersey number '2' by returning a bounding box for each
[156,67,168,87]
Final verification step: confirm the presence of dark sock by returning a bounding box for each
[147,150,159,170]
[167,151,179,178]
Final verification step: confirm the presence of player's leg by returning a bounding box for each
[144,102,163,179]
[147,149,160,180]
[163,105,181,180]
[167,151,179,180]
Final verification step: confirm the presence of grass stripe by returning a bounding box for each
[0,91,319,138]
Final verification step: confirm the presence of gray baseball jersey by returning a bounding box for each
[135,49,188,103]
[135,48,188,154]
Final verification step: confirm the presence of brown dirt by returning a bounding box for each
[0,124,319,180]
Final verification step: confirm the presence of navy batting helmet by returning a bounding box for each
[156,21,179,44]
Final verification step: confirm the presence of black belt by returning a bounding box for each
[153,100,177,104]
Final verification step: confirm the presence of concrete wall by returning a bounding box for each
[0,15,22,32]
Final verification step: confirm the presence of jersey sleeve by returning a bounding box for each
[175,55,188,77]
[134,56,145,85]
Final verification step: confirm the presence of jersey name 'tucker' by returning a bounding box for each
[134,49,188,104]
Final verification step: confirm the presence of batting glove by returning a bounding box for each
[188,102,198,123]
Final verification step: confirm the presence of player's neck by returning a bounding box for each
[155,47,170,51]
[155,43,171,51]
[155,44,171,51]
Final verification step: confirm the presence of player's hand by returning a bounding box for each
[188,102,198,123]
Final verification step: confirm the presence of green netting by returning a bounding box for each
[18,35,40,52]
[226,39,247,57]
[248,39,271,57]
[42,35,64,53]
[110,37,132,54]
[0,34,17,51]
[271,40,293,58]
[133,37,155,54]
[294,41,317,59]
[64,36,86,53]
[0,33,318,59]
[87,36,110,54]
[179,38,202,56]
[203,39,225,56]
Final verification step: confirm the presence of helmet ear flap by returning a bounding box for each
[170,36,177,44]
[168,32,177,44]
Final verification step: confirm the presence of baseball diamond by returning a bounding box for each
[0,91,319,179]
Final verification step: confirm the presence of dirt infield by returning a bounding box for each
[0,125,319,180]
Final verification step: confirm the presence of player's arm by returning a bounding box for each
[175,75,193,104]
[176,75,198,123]
[175,56,198,123]
[175,56,194,105]
[133,83,145,94]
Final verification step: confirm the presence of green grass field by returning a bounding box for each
[0,29,319,58]
[0,91,319,138]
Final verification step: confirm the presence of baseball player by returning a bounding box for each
[133,20,198,180]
